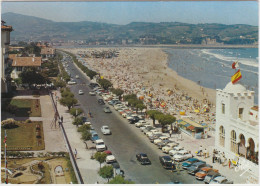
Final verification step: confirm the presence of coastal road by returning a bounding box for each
[63,54,201,184]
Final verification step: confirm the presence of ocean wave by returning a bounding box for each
[201,49,258,68]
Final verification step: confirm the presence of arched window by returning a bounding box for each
[219,126,225,147]
[238,134,246,157]
[230,130,237,153]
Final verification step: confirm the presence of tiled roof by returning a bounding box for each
[8,54,18,60]
[251,106,258,111]
[41,47,55,55]
[1,25,13,31]
[12,57,42,67]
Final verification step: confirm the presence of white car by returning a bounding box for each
[209,176,233,184]
[172,150,192,162]
[106,155,116,163]
[78,90,84,95]
[162,142,179,153]
[135,120,147,127]
[95,139,106,152]
[68,81,76,85]
[140,124,152,132]
[89,91,96,96]
[153,136,168,144]
[101,126,111,135]
[169,146,185,156]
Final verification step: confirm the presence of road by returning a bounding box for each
[62,53,201,184]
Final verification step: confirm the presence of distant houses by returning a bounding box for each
[40,47,56,58]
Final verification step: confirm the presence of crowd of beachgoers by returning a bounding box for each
[63,47,217,129]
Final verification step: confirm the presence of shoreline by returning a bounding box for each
[57,44,258,49]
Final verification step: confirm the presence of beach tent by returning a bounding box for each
[180,110,186,115]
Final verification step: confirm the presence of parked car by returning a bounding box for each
[106,155,116,163]
[68,81,77,85]
[195,167,219,181]
[204,171,221,184]
[172,150,192,162]
[209,176,233,184]
[112,162,124,178]
[89,91,96,96]
[78,90,84,95]
[91,132,99,142]
[143,126,156,134]
[148,133,163,143]
[162,142,179,153]
[128,116,140,124]
[159,156,174,169]
[187,162,211,175]
[157,140,172,149]
[154,136,168,145]
[104,150,112,155]
[101,125,111,135]
[98,99,105,105]
[136,153,151,165]
[104,107,112,113]
[182,158,202,169]
[135,120,147,127]
[95,139,106,152]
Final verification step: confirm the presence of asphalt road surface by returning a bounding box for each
[62,53,201,184]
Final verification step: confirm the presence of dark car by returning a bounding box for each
[136,153,151,165]
[159,156,174,169]
[89,83,99,89]
[182,158,204,169]
[98,99,105,105]
[129,116,139,124]
[157,139,173,149]
[111,162,124,177]
[204,171,221,184]
[187,162,212,175]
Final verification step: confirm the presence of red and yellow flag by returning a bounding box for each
[231,69,242,84]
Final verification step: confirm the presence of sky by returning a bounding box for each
[1,1,259,26]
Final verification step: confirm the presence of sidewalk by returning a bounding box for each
[54,90,107,184]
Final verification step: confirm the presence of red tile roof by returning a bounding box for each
[1,25,13,31]
[251,106,258,111]
[12,57,42,67]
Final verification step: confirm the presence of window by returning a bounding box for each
[219,126,225,147]
[16,66,22,71]
[230,130,237,153]
[239,108,244,120]
[222,103,225,114]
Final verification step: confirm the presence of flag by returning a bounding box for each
[231,69,242,84]
[232,62,239,69]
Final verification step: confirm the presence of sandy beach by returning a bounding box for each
[62,47,216,126]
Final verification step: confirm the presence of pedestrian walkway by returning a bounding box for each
[170,130,255,184]
[55,90,107,184]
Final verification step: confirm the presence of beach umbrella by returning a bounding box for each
[194,109,200,113]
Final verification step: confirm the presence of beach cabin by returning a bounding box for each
[177,118,207,139]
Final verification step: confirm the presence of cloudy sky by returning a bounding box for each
[1,1,258,26]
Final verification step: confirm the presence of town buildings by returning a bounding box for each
[215,81,259,176]
[1,21,13,93]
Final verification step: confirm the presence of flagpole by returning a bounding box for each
[5,130,7,184]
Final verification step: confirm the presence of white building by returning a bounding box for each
[215,82,259,176]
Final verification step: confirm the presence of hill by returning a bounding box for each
[2,12,258,45]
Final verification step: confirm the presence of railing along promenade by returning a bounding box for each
[48,89,84,184]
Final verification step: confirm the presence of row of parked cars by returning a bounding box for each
[88,82,233,184]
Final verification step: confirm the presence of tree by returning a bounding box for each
[108,175,135,184]
[94,152,107,168]
[70,108,83,118]
[61,90,74,98]
[59,96,78,110]
[147,110,163,126]
[14,78,22,86]
[81,130,91,141]
[73,116,84,127]
[98,79,113,90]
[19,67,49,86]
[136,103,146,113]
[157,114,176,133]
[77,124,90,133]
[98,165,113,182]
[111,88,124,100]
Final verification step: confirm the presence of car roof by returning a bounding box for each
[214,176,226,182]
[192,161,205,166]
[102,125,109,128]
[95,139,104,143]
[112,162,120,168]
[201,167,212,171]
[187,158,198,162]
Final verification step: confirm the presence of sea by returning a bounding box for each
[164,48,259,104]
